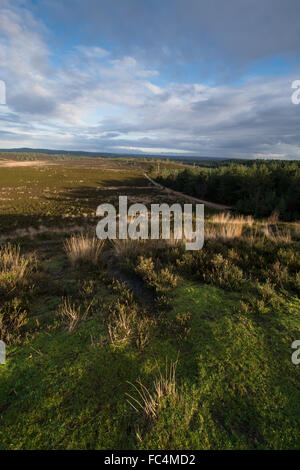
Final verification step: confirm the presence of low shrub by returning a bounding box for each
[0,298,28,344]
[203,253,244,290]
[0,243,37,297]
[134,256,178,308]
[135,257,178,290]
[238,281,285,316]
[176,250,243,290]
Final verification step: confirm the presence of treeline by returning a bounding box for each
[156,161,300,220]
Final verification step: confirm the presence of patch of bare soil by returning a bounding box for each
[0,160,57,168]
[0,224,86,242]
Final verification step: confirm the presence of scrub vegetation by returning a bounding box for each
[0,154,299,449]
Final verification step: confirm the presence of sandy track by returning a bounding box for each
[0,160,57,167]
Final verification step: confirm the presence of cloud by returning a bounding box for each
[0,1,299,159]
[113,146,195,154]
[30,0,300,75]
[75,45,109,59]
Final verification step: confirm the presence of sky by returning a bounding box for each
[0,0,300,159]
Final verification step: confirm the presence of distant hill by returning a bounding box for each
[0,147,228,162]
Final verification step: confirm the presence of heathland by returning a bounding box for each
[0,153,300,449]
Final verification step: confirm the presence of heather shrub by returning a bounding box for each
[135,256,178,292]
[202,253,244,290]
[0,243,37,297]
[238,281,285,316]
[0,298,28,344]
[134,256,178,309]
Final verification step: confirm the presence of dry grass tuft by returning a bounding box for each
[107,299,153,350]
[0,244,36,342]
[57,297,93,333]
[126,359,178,419]
[111,238,179,260]
[57,298,81,333]
[0,243,37,298]
[210,212,254,226]
[0,243,36,281]
[111,238,146,259]
[108,305,134,346]
[205,212,254,241]
[0,299,28,344]
[261,225,292,243]
[64,234,104,266]
[205,222,244,240]
[293,223,300,239]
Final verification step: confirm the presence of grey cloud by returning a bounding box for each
[9,93,57,115]
[31,0,300,77]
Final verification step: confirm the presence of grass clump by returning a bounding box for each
[57,296,95,333]
[126,359,178,420]
[57,298,82,333]
[64,233,104,266]
[205,222,244,240]
[204,212,255,241]
[0,298,28,344]
[262,225,292,243]
[107,282,154,351]
[209,212,254,226]
[0,243,36,297]
[111,239,148,260]
[0,244,36,343]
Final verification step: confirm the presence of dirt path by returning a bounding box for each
[0,160,57,167]
[103,250,156,308]
[144,173,231,211]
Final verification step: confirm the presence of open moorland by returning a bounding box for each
[0,154,300,450]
